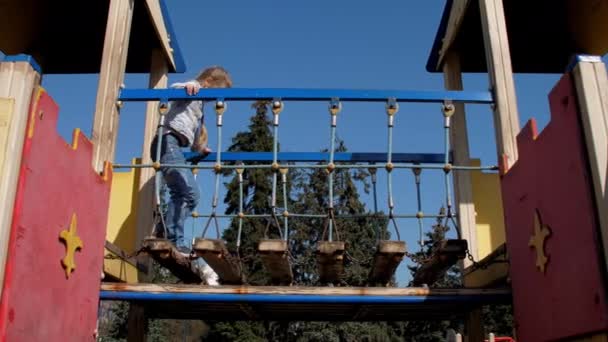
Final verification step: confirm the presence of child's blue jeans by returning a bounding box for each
[151,133,200,249]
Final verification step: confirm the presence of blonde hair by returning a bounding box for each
[196,66,233,88]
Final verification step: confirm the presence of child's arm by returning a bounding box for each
[170,80,200,95]
[191,123,210,154]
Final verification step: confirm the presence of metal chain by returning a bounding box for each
[103,246,146,262]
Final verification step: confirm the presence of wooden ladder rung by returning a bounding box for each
[192,238,244,285]
[368,240,407,285]
[412,239,468,286]
[258,239,293,285]
[142,237,203,284]
[316,241,345,284]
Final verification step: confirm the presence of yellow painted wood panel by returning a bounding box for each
[470,159,505,259]
[105,159,141,282]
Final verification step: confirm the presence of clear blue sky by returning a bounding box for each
[10,0,573,285]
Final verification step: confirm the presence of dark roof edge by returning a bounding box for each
[159,0,186,74]
[425,0,454,73]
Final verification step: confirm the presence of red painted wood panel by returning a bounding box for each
[0,89,112,341]
[501,73,608,341]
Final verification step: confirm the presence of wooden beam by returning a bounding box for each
[479,0,521,170]
[573,59,608,274]
[144,0,176,70]
[0,60,40,297]
[135,49,168,281]
[91,0,135,172]
[101,282,511,297]
[443,50,478,265]
[437,0,472,69]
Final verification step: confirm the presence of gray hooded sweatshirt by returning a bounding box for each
[163,80,205,151]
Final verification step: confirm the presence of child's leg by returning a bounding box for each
[152,134,200,248]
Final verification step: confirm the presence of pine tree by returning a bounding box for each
[220,100,278,285]
[204,101,279,340]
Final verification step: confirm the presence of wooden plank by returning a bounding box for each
[465,308,484,342]
[127,304,147,342]
[101,283,511,297]
[142,238,203,284]
[144,0,176,70]
[573,60,608,273]
[569,333,608,342]
[105,240,138,267]
[443,50,478,265]
[0,60,40,298]
[316,241,345,284]
[368,241,406,285]
[437,0,472,69]
[91,0,135,172]
[479,0,521,171]
[193,238,244,285]
[412,240,467,286]
[135,49,168,282]
[258,239,293,285]
[463,243,509,288]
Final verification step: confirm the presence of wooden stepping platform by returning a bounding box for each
[412,239,468,286]
[258,239,293,285]
[316,241,345,284]
[368,241,407,286]
[141,238,203,284]
[193,238,244,285]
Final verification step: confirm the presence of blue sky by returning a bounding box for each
[6,1,571,284]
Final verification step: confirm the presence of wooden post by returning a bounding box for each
[572,58,608,273]
[127,303,147,342]
[135,49,168,280]
[479,0,521,170]
[91,0,135,172]
[0,59,41,297]
[443,50,478,265]
[465,308,484,342]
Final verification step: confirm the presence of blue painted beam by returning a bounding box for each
[99,291,510,305]
[183,152,448,164]
[118,88,493,104]
[4,54,42,74]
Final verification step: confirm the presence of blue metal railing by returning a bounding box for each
[118,87,493,104]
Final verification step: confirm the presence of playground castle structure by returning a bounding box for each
[1,1,608,341]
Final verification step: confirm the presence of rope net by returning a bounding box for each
[115,94,497,263]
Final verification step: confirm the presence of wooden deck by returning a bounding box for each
[100,283,511,321]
